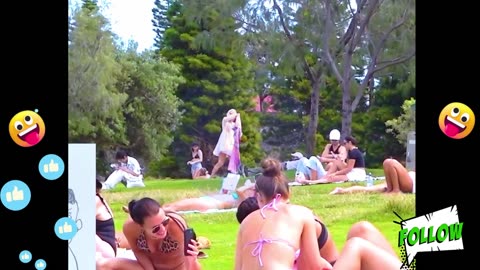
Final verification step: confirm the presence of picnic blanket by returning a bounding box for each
[288,176,385,186]
[288,181,346,186]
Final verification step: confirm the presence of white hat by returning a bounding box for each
[329,129,341,140]
[291,152,304,159]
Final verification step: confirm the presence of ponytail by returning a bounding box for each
[128,197,161,225]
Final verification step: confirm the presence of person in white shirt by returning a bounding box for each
[103,150,144,189]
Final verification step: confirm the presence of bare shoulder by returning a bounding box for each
[243,209,260,224]
[321,144,332,154]
[167,212,189,231]
[123,218,141,235]
[286,204,314,219]
[95,195,101,205]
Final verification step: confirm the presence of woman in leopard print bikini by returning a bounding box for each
[97,197,202,270]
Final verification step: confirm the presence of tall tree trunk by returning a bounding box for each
[341,76,353,140]
[341,102,353,140]
[306,78,321,156]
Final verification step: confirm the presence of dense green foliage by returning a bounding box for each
[68,0,415,176]
[158,2,263,177]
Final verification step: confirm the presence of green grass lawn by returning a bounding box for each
[102,169,415,269]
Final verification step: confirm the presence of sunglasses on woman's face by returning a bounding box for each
[151,216,170,234]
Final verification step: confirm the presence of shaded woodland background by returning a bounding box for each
[68,0,415,178]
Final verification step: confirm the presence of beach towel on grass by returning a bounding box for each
[177,208,238,215]
[288,176,385,186]
[288,181,346,186]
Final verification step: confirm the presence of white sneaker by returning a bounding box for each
[295,172,306,182]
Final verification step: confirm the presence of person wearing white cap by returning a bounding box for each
[319,129,347,174]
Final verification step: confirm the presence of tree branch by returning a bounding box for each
[323,0,343,83]
[365,11,411,78]
[272,0,317,81]
[348,0,379,54]
[338,0,366,50]
[373,50,415,73]
[351,6,413,110]
[232,14,260,31]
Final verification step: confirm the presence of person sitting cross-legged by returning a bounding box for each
[103,150,145,190]
[318,129,348,174]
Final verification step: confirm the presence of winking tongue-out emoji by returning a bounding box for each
[9,110,46,147]
[438,102,475,139]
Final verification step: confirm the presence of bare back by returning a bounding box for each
[236,203,320,270]
[96,193,113,221]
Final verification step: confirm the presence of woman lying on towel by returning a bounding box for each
[329,158,415,195]
[122,182,256,213]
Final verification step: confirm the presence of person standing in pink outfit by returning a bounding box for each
[228,113,242,174]
[211,109,241,177]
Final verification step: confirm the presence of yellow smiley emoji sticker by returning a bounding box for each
[438,102,475,139]
[9,110,46,147]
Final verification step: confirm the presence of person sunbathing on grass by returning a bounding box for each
[121,182,256,214]
[329,158,415,195]
[237,197,402,270]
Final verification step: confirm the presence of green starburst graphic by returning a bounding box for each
[399,244,416,270]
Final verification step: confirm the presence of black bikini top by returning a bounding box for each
[314,218,329,250]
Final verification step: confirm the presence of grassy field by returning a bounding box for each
[102,169,415,269]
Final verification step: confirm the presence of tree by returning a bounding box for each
[114,46,184,166]
[180,0,415,156]
[68,2,128,147]
[69,2,184,176]
[385,97,415,146]
[159,2,262,176]
[322,0,415,138]
[152,0,174,51]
